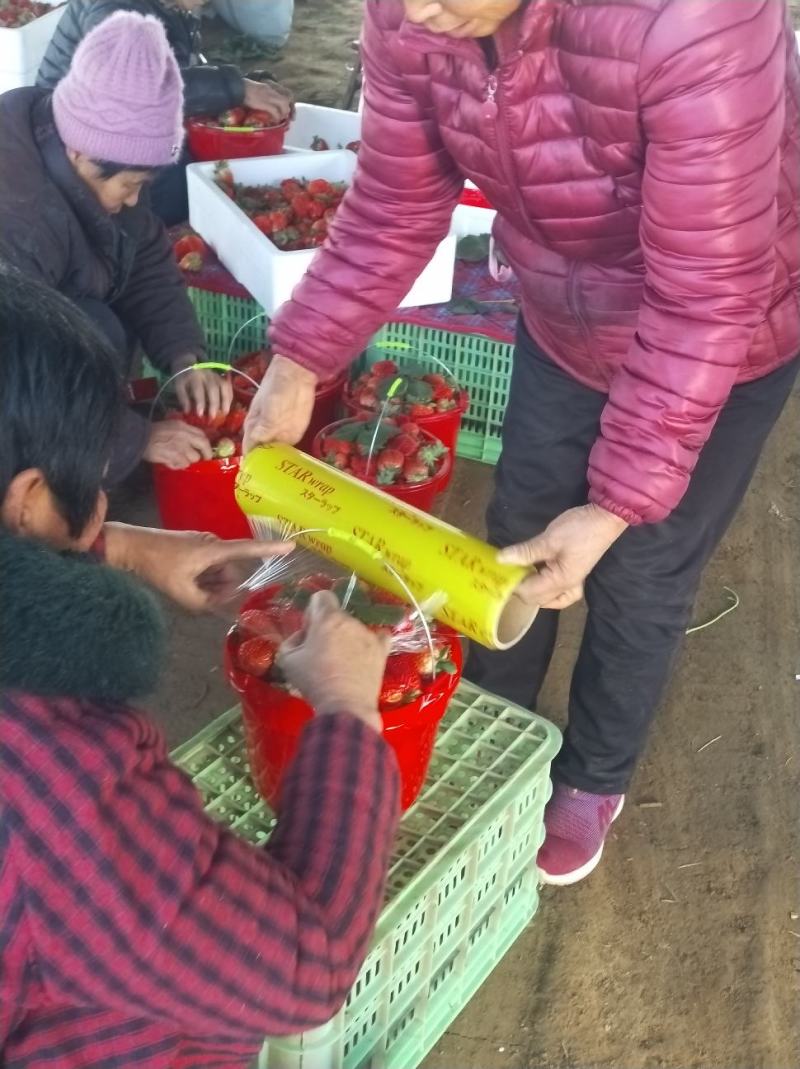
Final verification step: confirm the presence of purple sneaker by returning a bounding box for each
[537,785,624,886]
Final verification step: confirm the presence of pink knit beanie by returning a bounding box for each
[53,11,184,168]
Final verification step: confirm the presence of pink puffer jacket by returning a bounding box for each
[271,0,800,525]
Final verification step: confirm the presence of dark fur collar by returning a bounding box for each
[0,530,165,702]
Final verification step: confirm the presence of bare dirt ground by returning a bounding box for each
[115,4,800,1067]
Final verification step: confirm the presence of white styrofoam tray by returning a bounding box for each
[187,150,456,316]
[0,3,64,76]
[285,102,361,152]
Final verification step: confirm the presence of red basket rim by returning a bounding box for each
[225,614,463,722]
[232,353,346,398]
[186,117,290,134]
[343,377,469,417]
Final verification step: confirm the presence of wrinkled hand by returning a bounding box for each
[278,590,389,731]
[499,505,629,610]
[143,420,213,468]
[174,365,233,420]
[104,524,294,612]
[243,78,294,123]
[243,354,318,452]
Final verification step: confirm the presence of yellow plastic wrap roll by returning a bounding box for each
[236,444,537,650]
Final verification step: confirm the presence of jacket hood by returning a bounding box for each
[0,529,165,702]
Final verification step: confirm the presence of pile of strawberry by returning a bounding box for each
[232,349,270,400]
[197,106,284,131]
[317,418,448,486]
[231,574,458,709]
[346,360,465,418]
[172,231,208,273]
[0,0,51,27]
[165,402,247,460]
[214,162,346,250]
[311,135,361,153]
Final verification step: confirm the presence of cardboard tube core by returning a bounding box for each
[494,593,539,650]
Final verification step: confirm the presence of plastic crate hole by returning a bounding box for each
[436,864,468,907]
[388,959,422,1005]
[343,1008,379,1060]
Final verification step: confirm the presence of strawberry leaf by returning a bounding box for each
[456,234,491,262]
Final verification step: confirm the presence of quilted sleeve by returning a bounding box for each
[587,0,786,525]
[268,1,464,380]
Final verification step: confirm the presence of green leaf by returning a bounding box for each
[326,421,362,442]
[405,379,434,403]
[352,603,407,627]
[456,234,491,262]
[437,659,458,675]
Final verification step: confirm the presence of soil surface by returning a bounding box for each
[115,4,800,1066]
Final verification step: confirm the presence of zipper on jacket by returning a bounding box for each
[566,260,592,349]
[485,66,538,244]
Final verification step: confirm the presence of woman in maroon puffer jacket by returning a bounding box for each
[246,0,800,885]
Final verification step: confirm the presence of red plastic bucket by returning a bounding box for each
[153,456,251,540]
[225,621,463,811]
[312,418,452,513]
[232,351,346,454]
[459,184,492,209]
[185,118,288,161]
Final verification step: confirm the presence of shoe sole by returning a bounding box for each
[539,795,625,887]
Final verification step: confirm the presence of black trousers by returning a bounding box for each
[466,323,798,794]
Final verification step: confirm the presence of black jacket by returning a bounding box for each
[37,0,244,117]
[0,88,207,480]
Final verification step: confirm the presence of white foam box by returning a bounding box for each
[285,102,362,152]
[187,150,457,316]
[0,3,64,83]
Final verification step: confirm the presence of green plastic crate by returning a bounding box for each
[187,287,268,360]
[171,681,560,1069]
[365,324,513,466]
[187,287,513,466]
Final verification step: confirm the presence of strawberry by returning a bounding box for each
[311,135,330,151]
[349,454,370,478]
[173,234,206,261]
[324,448,349,470]
[422,373,448,388]
[179,252,203,272]
[379,656,423,708]
[213,437,237,459]
[371,360,398,377]
[292,193,326,221]
[307,178,334,196]
[354,387,379,411]
[408,403,436,419]
[222,405,246,435]
[324,435,354,456]
[242,109,279,128]
[218,107,247,127]
[238,609,282,639]
[402,457,431,484]
[237,636,276,677]
[280,178,305,197]
[375,448,405,485]
[395,417,422,437]
[388,432,418,457]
